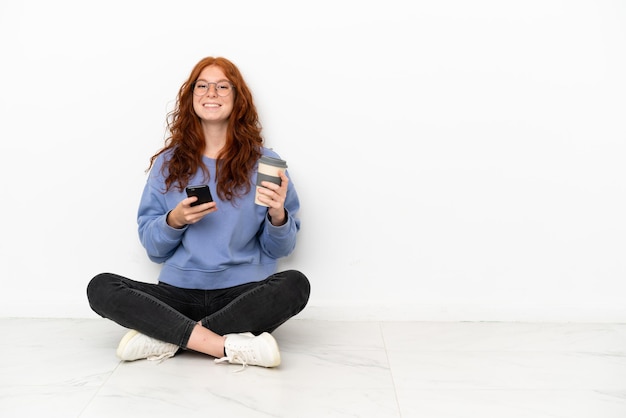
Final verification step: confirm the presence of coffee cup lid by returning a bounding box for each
[259,155,288,168]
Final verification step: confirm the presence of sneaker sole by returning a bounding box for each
[116,329,139,360]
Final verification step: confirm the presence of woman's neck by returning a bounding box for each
[202,123,227,158]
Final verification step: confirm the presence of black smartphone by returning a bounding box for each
[185,184,213,206]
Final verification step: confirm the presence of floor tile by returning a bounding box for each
[1,317,625,418]
[396,389,626,418]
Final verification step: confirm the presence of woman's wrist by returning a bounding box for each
[268,209,288,226]
[166,210,186,229]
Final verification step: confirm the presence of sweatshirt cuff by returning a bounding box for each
[267,208,290,228]
[161,212,188,240]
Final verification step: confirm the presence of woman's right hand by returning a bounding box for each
[166,198,218,229]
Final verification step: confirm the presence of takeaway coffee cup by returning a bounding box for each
[255,155,288,206]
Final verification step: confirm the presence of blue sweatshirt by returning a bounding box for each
[137,147,300,290]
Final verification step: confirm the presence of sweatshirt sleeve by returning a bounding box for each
[136,176,187,264]
[258,172,301,258]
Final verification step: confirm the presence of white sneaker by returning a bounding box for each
[116,330,179,362]
[215,332,281,369]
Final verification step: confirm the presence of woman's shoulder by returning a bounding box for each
[261,147,282,159]
[153,148,177,166]
[147,149,174,180]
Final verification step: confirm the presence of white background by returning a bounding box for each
[1,0,624,321]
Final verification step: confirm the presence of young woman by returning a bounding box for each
[87,56,310,368]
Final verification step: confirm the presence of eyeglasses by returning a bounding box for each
[192,80,234,97]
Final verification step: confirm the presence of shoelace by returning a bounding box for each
[214,354,248,372]
[147,351,176,363]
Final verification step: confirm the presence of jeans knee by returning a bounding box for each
[284,270,311,307]
[86,272,117,314]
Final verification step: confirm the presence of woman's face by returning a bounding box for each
[192,65,235,126]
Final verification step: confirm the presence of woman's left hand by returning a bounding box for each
[258,171,289,226]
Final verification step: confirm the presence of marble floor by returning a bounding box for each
[1,318,626,417]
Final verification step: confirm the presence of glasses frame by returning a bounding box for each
[192,80,235,97]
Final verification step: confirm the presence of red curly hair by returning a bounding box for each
[148,56,263,201]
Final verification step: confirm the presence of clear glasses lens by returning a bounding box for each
[193,81,233,97]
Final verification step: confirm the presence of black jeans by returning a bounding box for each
[86,270,310,349]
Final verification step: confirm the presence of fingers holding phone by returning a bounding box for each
[167,185,217,228]
[185,185,217,216]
